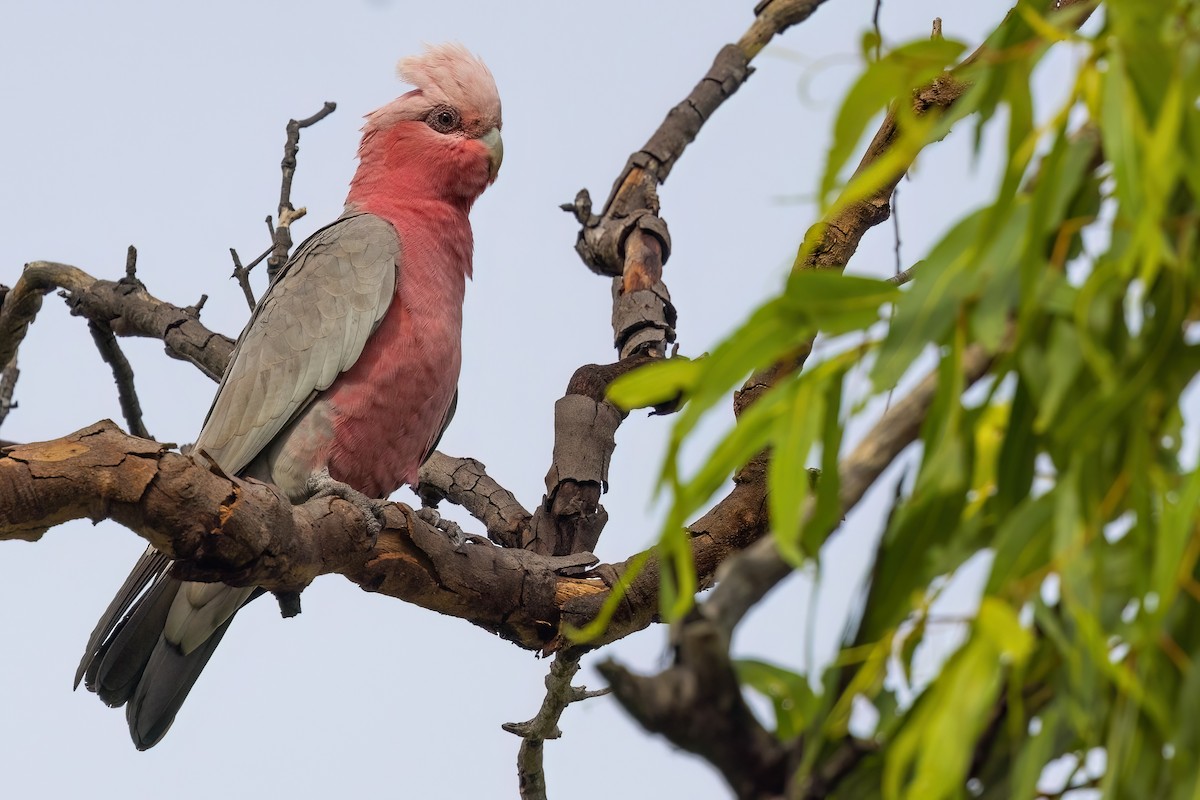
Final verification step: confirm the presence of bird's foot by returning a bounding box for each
[417,506,467,549]
[306,467,386,540]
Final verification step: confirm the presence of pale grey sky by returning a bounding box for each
[1,1,1036,797]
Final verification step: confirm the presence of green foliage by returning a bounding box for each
[737,658,818,740]
[609,273,898,618]
[611,0,1200,795]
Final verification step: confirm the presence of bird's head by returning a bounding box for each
[349,43,503,210]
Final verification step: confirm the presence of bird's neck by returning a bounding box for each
[346,194,476,284]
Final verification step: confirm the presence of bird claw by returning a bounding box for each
[417,506,467,549]
[306,467,386,540]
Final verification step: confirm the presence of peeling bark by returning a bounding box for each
[0,420,770,654]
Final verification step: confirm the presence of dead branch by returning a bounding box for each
[87,320,150,440]
[537,2,835,578]
[525,355,655,557]
[566,0,832,280]
[503,652,610,800]
[0,261,232,381]
[418,451,533,548]
[267,102,337,282]
[228,243,272,312]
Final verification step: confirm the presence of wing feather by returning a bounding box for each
[194,213,400,474]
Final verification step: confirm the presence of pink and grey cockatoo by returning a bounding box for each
[74,43,503,750]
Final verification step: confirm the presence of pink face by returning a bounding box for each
[353,45,504,203]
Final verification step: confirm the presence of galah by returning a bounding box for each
[75,43,503,750]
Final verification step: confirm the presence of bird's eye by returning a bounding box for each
[427,106,461,133]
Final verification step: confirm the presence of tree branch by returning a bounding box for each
[566,0,833,280]
[503,652,610,800]
[0,412,781,659]
[417,451,533,548]
[0,262,233,381]
[0,357,17,429]
[0,420,604,649]
[601,341,997,798]
[87,320,151,440]
[524,355,655,557]
[266,102,337,283]
[800,0,1095,273]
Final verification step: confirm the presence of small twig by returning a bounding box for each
[228,242,272,312]
[892,186,902,276]
[503,652,610,800]
[228,248,257,311]
[124,245,139,282]
[267,102,336,283]
[0,357,19,429]
[888,264,917,286]
[87,320,151,440]
[872,0,884,59]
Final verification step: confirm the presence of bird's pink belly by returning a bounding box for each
[323,309,460,498]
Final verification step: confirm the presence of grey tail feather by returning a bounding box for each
[125,615,240,750]
[75,546,172,690]
[77,548,261,749]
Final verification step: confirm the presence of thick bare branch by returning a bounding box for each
[0,415,780,657]
[0,420,603,650]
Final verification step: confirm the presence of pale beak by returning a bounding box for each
[480,127,503,182]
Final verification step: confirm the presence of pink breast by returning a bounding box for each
[323,296,462,497]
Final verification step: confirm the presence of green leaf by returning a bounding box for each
[736,659,817,741]
[767,376,823,564]
[606,356,699,410]
[883,598,1032,800]
[872,201,1028,391]
[782,271,899,335]
[820,37,968,205]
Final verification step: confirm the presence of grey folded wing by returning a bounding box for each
[193,212,401,475]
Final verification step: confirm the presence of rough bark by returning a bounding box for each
[0,420,772,654]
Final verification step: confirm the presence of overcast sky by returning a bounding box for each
[1,1,1050,797]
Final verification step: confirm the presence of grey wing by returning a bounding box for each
[194,213,400,475]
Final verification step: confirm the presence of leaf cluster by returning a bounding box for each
[613,1,1200,795]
